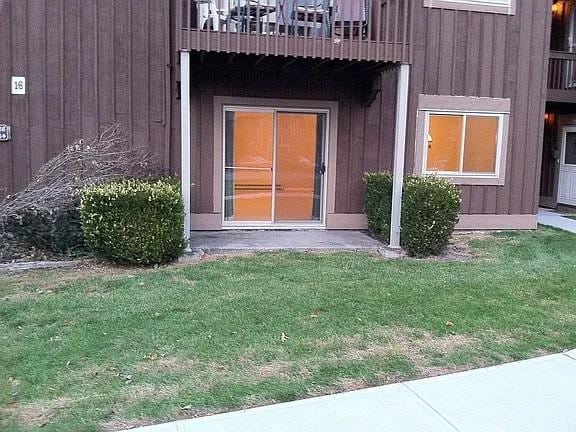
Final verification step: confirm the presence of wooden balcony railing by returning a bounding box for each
[548,51,576,102]
[176,0,413,63]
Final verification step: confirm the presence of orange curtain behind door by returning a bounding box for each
[275,113,318,221]
[231,112,274,221]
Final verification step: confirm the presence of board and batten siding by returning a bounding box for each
[407,0,552,215]
[0,0,172,199]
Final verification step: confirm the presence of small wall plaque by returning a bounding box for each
[0,124,11,142]
[11,76,25,95]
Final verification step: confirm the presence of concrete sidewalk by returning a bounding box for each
[125,349,576,432]
[538,208,576,234]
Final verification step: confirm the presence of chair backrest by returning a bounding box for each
[334,0,366,22]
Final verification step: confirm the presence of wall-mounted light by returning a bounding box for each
[552,2,562,14]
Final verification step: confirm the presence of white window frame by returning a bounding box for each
[414,95,510,186]
[422,110,505,179]
[423,0,516,15]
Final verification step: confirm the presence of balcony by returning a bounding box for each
[548,51,576,103]
[175,0,413,63]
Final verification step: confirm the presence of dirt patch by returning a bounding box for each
[101,407,220,432]
[256,361,294,379]
[334,327,477,376]
[134,356,230,388]
[306,378,368,398]
[419,364,475,378]
[3,397,73,428]
[434,232,491,261]
[241,395,278,409]
[100,418,158,432]
[124,384,180,404]
[0,262,160,302]
[347,331,474,360]
[336,378,367,392]
[134,357,198,374]
[376,372,409,384]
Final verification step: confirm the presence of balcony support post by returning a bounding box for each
[389,64,410,249]
[180,50,192,250]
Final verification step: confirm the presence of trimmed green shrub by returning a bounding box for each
[401,175,461,256]
[363,172,393,242]
[80,178,185,265]
[1,206,85,255]
[363,172,461,256]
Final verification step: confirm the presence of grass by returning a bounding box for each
[1,227,576,431]
[564,214,576,221]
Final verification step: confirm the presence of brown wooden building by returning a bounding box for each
[0,0,558,238]
[542,0,576,210]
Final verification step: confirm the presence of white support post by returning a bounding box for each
[180,51,192,250]
[389,64,410,249]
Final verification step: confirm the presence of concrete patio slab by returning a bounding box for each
[123,351,576,432]
[538,208,576,234]
[189,230,386,252]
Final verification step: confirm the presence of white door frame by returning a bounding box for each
[222,105,330,229]
[558,126,576,206]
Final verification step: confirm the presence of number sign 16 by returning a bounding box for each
[11,77,26,95]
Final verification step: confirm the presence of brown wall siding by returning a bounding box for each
[0,0,171,199]
[407,1,551,215]
[181,65,397,215]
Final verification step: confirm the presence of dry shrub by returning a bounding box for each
[0,124,159,218]
[0,125,160,258]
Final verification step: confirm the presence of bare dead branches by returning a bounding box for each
[0,124,160,219]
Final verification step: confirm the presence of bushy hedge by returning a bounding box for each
[363,172,461,256]
[363,172,394,242]
[80,179,185,265]
[1,206,85,255]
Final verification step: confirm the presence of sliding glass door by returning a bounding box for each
[224,108,327,226]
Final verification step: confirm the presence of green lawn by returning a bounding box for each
[2,228,576,432]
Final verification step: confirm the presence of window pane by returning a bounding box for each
[463,116,499,173]
[224,111,274,222]
[275,112,324,222]
[224,168,273,222]
[225,111,274,169]
[426,115,463,172]
[565,132,576,165]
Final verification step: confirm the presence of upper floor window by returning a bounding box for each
[423,0,516,15]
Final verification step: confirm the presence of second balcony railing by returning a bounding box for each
[176,0,413,63]
[548,51,576,102]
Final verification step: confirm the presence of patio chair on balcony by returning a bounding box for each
[333,0,368,40]
[221,0,278,33]
[191,0,222,30]
[279,0,330,37]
